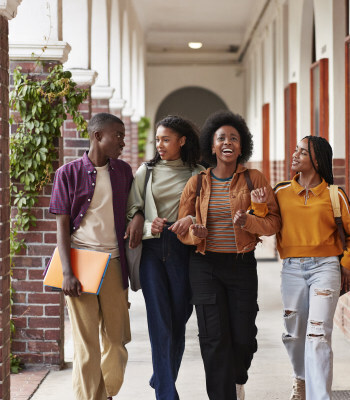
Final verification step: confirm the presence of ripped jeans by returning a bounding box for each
[281,256,341,400]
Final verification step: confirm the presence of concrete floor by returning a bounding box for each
[32,260,350,400]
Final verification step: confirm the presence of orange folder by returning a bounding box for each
[44,247,111,294]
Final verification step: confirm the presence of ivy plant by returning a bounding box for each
[9,63,89,372]
[137,116,150,159]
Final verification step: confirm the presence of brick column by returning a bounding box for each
[9,60,64,367]
[121,114,132,168]
[333,158,346,187]
[130,119,140,173]
[62,70,97,165]
[63,88,91,165]
[0,14,11,400]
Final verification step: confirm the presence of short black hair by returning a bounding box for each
[87,113,124,139]
[200,110,253,166]
[303,135,334,184]
[148,115,200,168]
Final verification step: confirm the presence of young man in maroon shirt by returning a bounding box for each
[50,113,133,400]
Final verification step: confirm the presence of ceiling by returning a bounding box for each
[132,0,268,64]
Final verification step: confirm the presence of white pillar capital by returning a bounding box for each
[0,0,22,19]
[109,97,126,111]
[91,85,115,100]
[131,112,141,123]
[9,41,71,63]
[68,69,98,87]
[122,107,134,118]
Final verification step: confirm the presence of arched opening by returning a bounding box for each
[155,86,228,129]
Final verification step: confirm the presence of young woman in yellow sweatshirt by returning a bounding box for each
[274,136,350,400]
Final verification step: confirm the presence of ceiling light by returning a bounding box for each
[188,42,202,49]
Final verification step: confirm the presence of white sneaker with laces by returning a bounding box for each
[236,384,245,400]
[290,378,305,400]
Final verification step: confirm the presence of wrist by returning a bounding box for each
[63,270,74,277]
[186,215,195,224]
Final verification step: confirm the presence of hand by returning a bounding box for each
[124,213,144,248]
[191,224,208,238]
[151,217,168,235]
[62,272,82,297]
[168,216,193,236]
[341,266,350,294]
[233,209,248,228]
[251,187,267,203]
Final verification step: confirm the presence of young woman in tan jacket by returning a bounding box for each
[177,110,281,400]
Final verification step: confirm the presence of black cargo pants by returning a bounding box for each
[189,250,258,400]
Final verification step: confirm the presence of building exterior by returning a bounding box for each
[1,0,350,398]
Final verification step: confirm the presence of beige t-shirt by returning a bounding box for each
[71,163,119,258]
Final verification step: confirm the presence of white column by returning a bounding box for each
[109,0,125,111]
[137,44,146,118]
[62,0,97,86]
[91,0,114,100]
[131,30,140,121]
[121,9,133,116]
[9,0,70,62]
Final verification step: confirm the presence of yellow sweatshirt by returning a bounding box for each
[274,175,350,270]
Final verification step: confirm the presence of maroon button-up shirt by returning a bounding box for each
[49,151,133,289]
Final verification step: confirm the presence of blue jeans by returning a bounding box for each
[140,226,193,400]
[281,256,341,400]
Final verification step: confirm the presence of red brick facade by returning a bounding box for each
[0,14,11,400]
[9,60,65,367]
[62,87,91,165]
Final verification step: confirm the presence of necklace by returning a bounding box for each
[297,178,321,190]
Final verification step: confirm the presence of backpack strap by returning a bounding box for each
[196,173,203,197]
[244,169,255,192]
[143,163,153,208]
[330,185,347,250]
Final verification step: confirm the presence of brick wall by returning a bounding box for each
[0,14,11,400]
[9,60,64,367]
[119,115,141,173]
[62,87,91,165]
[270,160,285,187]
[333,158,346,187]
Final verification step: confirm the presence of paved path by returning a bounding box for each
[32,260,350,400]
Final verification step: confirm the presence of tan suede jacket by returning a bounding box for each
[177,165,281,254]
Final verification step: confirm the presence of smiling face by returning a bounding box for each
[212,125,241,167]
[97,122,125,160]
[155,125,186,161]
[291,138,318,173]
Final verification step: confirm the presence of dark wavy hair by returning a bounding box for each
[148,115,200,168]
[303,135,333,184]
[200,110,254,166]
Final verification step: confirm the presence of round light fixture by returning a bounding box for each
[188,42,203,49]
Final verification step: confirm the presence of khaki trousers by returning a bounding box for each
[66,258,131,400]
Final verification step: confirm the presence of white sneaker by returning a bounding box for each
[290,378,305,400]
[236,384,245,400]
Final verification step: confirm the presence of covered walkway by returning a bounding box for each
[24,260,350,399]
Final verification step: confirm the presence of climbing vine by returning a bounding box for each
[9,63,89,371]
[137,116,150,159]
